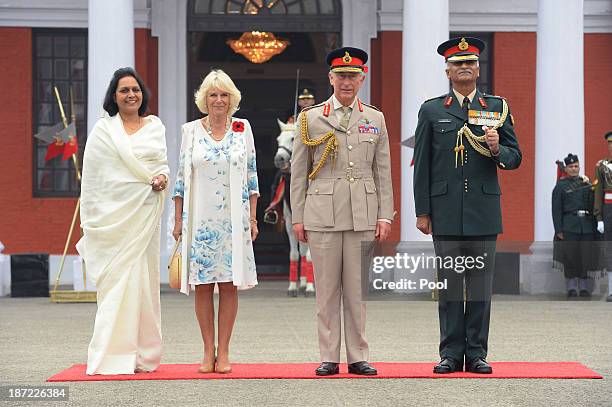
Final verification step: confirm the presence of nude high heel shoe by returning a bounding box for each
[215,355,232,374]
[198,357,216,373]
[198,349,216,373]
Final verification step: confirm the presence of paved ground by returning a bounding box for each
[0,281,610,406]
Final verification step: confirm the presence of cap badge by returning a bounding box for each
[342,52,352,64]
[458,38,469,51]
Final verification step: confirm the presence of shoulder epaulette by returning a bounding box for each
[300,102,325,113]
[361,101,380,112]
[483,94,505,100]
[423,94,447,104]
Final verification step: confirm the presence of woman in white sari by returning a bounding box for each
[172,70,259,374]
[77,67,170,375]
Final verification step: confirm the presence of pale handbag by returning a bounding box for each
[168,237,181,290]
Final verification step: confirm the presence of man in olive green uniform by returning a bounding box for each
[552,154,596,298]
[291,47,394,376]
[413,37,522,374]
[594,131,612,302]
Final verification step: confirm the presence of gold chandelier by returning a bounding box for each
[226,31,290,64]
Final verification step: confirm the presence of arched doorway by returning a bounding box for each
[187,0,342,274]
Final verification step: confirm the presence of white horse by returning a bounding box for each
[270,119,314,297]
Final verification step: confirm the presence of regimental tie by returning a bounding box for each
[340,106,351,130]
[462,96,470,113]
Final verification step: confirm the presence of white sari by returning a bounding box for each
[77,114,169,375]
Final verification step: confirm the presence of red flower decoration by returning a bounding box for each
[232,121,245,132]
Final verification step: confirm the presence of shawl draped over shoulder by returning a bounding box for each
[76,114,170,291]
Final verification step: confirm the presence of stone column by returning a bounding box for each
[526,0,584,294]
[87,0,134,133]
[152,0,188,280]
[401,0,449,241]
[342,0,377,103]
[534,0,584,241]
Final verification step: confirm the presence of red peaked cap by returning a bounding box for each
[326,47,369,73]
[437,37,485,62]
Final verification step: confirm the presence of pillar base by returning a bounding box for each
[521,242,601,295]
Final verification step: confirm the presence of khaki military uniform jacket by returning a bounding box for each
[290,96,394,232]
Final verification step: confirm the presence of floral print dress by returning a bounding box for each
[173,118,259,287]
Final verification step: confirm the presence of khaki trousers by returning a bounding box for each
[307,230,374,363]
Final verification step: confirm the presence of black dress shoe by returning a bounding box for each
[465,358,493,374]
[348,361,377,375]
[433,357,462,374]
[579,289,591,298]
[315,362,339,376]
[567,289,578,298]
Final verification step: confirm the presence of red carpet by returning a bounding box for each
[47,362,602,382]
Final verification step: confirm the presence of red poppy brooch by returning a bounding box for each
[232,121,245,132]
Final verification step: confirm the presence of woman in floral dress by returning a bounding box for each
[172,70,259,374]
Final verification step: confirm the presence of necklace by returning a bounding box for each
[120,114,142,133]
[203,116,228,141]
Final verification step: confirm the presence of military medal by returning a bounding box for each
[468,110,501,127]
[358,118,379,134]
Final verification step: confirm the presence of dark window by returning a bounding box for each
[193,0,339,15]
[189,0,342,32]
[33,29,87,197]
[449,32,493,95]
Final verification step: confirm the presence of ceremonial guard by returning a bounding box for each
[594,131,612,302]
[413,37,522,374]
[270,89,317,297]
[292,89,316,121]
[291,47,394,376]
[552,154,596,298]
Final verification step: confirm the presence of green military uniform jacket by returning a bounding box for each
[594,157,612,221]
[552,176,595,234]
[413,90,522,236]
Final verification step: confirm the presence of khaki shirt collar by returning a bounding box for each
[453,88,477,107]
[331,94,357,112]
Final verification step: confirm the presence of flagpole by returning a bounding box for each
[51,199,80,294]
[68,86,81,182]
[51,86,84,299]
[70,86,86,289]
[54,87,81,181]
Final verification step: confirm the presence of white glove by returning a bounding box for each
[598,221,605,234]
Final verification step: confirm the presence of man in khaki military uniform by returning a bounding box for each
[290,47,394,376]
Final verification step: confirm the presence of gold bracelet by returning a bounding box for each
[249,218,257,223]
